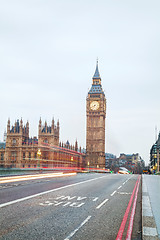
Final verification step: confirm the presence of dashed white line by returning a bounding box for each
[118,185,122,189]
[64,215,91,240]
[96,198,109,209]
[111,190,117,196]
[0,175,107,208]
[92,197,98,202]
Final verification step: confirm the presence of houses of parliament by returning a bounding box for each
[0,62,106,170]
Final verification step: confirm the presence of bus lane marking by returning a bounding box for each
[39,195,99,208]
[0,175,105,208]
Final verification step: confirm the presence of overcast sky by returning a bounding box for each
[0,0,160,165]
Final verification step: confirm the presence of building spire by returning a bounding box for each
[93,59,101,79]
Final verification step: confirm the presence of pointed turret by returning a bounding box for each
[52,117,54,128]
[26,121,29,137]
[3,130,7,142]
[20,118,23,133]
[7,118,10,133]
[38,117,42,134]
[75,139,78,152]
[57,119,59,129]
[51,117,54,133]
[89,60,104,94]
[93,59,101,79]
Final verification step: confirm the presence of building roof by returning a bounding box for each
[88,84,104,94]
[93,60,101,79]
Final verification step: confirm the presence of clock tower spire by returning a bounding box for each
[86,61,106,169]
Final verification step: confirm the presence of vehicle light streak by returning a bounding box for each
[0,175,106,208]
[0,172,76,184]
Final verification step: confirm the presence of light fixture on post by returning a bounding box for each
[37,148,41,169]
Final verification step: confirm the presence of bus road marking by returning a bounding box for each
[0,175,106,208]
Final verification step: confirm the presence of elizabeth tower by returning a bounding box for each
[86,61,106,169]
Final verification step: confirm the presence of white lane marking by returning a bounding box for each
[64,215,91,240]
[110,190,117,196]
[0,175,107,208]
[123,182,126,185]
[96,198,109,209]
[118,185,122,189]
[143,227,158,236]
[117,192,132,195]
[92,197,98,202]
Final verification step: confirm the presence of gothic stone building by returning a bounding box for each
[0,118,83,169]
[86,61,106,169]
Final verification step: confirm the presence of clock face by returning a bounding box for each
[90,101,99,110]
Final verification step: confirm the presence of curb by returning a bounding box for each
[142,175,158,239]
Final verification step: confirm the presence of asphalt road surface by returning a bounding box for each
[0,173,142,240]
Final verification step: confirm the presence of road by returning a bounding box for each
[0,173,142,240]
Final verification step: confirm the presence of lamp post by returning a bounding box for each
[157,146,159,173]
[37,149,41,169]
[97,164,99,173]
[88,161,90,172]
[71,157,73,170]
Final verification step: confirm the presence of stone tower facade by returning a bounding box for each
[38,118,59,146]
[5,119,31,168]
[86,61,106,169]
[0,118,84,169]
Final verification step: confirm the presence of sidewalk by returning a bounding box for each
[142,175,160,239]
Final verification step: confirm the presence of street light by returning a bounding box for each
[37,149,41,168]
[88,161,90,172]
[97,164,99,173]
[157,146,159,173]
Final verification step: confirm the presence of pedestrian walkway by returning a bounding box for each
[142,175,160,239]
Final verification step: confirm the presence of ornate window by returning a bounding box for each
[1,153,4,160]
[12,138,16,145]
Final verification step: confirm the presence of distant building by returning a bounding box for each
[118,153,144,173]
[104,152,144,173]
[150,133,160,173]
[105,153,117,169]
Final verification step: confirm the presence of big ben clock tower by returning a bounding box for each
[86,61,106,169]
